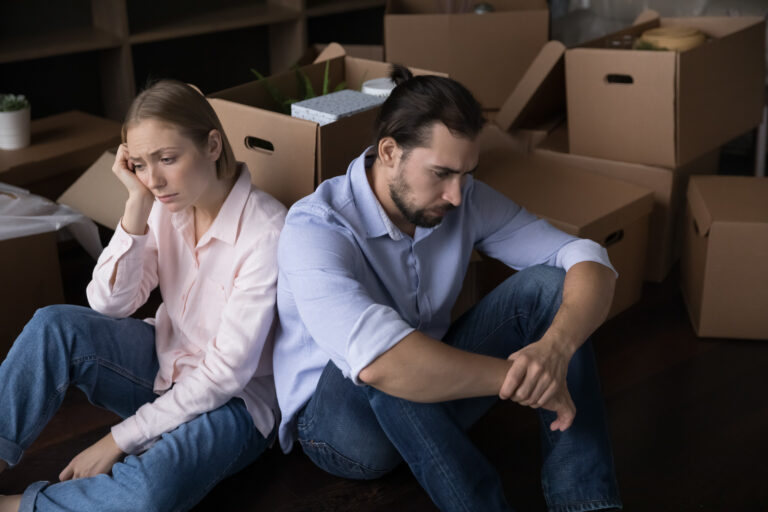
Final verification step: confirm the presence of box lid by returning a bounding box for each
[58,149,126,229]
[687,176,768,236]
[495,40,566,131]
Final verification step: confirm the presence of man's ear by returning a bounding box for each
[207,129,223,161]
[377,137,401,169]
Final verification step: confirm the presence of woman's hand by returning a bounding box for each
[59,432,125,481]
[114,144,154,235]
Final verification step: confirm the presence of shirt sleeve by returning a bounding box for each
[470,179,615,273]
[278,210,415,385]
[110,227,281,454]
[86,219,159,318]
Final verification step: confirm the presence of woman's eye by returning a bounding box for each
[160,157,175,164]
[133,164,144,171]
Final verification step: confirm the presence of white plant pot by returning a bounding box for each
[0,106,31,150]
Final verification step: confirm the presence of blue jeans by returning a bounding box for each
[0,305,273,512]
[297,265,621,512]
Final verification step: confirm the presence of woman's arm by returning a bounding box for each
[86,145,159,318]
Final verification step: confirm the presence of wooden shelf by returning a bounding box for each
[306,0,386,17]
[128,3,302,45]
[0,28,122,64]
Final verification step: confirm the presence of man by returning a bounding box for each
[273,66,622,511]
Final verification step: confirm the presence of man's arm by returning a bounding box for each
[499,261,615,430]
[358,331,512,402]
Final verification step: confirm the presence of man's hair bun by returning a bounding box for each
[389,64,414,87]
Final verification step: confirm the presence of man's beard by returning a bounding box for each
[389,170,455,228]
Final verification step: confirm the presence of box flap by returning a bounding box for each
[496,41,566,132]
[476,125,653,240]
[58,150,126,229]
[688,176,768,237]
[633,9,659,26]
[313,42,347,63]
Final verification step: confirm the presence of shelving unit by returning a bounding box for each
[0,0,385,122]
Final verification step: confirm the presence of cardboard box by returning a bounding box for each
[0,111,121,200]
[1,150,125,357]
[566,12,766,167]
[0,231,65,358]
[535,125,718,282]
[495,38,720,282]
[208,55,441,207]
[681,176,768,340]
[384,0,549,109]
[296,43,384,66]
[477,124,654,318]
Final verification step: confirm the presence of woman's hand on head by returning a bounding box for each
[59,432,125,481]
[114,144,154,202]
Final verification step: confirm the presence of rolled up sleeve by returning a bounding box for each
[279,214,414,384]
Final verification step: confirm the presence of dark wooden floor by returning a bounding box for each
[1,240,767,511]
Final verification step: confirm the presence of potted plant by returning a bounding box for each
[0,94,31,150]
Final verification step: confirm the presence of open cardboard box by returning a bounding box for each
[384,0,548,109]
[495,36,720,282]
[476,124,654,318]
[208,54,442,207]
[566,11,765,168]
[1,150,126,358]
[681,176,768,340]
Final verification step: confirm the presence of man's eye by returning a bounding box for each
[434,171,449,179]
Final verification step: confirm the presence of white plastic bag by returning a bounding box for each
[0,182,102,259]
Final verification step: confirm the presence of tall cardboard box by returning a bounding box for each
[681,176,768,340]
[209,56,440,207]
[496,39,719,282]
[1,151,125,358]
[477,124,654,318]
[384,0,549,109]
[566,13,766,167]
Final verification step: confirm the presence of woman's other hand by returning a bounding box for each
[59,432,125,481]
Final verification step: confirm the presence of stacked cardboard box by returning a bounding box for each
[681,176,768,340]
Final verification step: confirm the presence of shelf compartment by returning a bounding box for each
[306,0,386,17]
[128,3,302,45]
[0,28,122,64]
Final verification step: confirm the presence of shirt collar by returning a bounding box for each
[170,163,251,246]
[349,147,398,240]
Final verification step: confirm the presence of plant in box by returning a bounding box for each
[0,94,31,150]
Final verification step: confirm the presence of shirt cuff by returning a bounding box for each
[111,415,153,455]
[346,304,415,386]
[555,239,618,278]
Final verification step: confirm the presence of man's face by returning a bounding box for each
[388,123,479,228]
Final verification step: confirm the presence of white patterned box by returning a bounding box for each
[291,89,385,126]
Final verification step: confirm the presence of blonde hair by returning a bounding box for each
[122,79,237,180]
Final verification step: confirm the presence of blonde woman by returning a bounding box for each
[0,80,285,512]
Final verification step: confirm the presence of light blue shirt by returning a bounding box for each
[273,147,614,452]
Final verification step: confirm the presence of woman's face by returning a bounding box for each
[125,119,219,213]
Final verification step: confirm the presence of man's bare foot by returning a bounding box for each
[0,494,21,512]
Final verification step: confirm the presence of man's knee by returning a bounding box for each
[299,436,401,480]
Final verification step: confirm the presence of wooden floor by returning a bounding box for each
[1,241,767,511]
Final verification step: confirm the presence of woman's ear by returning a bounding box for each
[206,129,223,162]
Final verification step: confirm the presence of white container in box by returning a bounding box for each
[291,90,385,126]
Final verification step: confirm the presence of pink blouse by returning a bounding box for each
[86,166,286,454]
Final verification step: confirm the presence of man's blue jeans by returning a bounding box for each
[0,305,273,512]
[297,265,622,512]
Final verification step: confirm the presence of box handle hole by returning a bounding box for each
[605,74,633,84]
[604,230,624,247]
[245,136,274,154]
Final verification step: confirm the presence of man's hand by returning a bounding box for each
[59,432,125,481]
[499,337,576,431]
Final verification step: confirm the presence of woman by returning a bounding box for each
[0,80,286,511]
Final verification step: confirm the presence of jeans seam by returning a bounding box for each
[20,382,68,449]
[399,400,473,512]
[463,313,527,354]
[71,355,156,390]
[548,498,622,512]
[298,439,392,476]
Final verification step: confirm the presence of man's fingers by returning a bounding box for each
[525,376,553,408]
[549,392,577,431]
[499,359,527,400]
[59,462,74,481]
